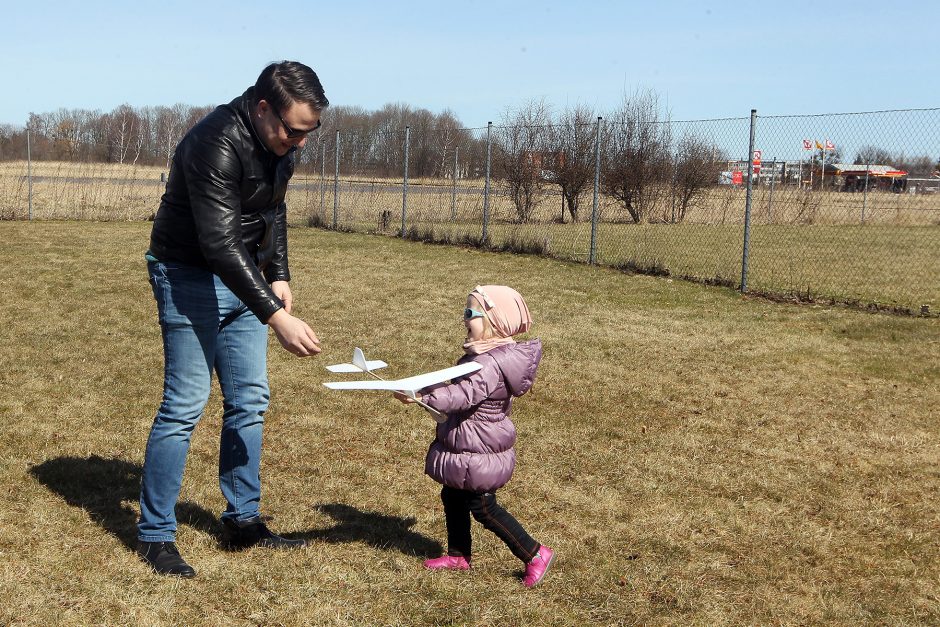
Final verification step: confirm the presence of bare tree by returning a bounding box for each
[155,104,187,170]
[432,110,465,178]
[25,113,54,160]
[601,90,672,224]
[49,109,84,161]
[369,103,412,177]
[137,106,161,165]
[0,124,21,161]
[406,108,438,178]
[670,132,723,223]
[106,104,142,164]
[321,104,379,175]
[894,154,935,176]
[854,145,893,166]
[545,105,597,222]
[494,99,551,223]
[127,106,157,166]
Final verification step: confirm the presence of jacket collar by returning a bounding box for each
[237,87,297,160]
[235,87,271,154]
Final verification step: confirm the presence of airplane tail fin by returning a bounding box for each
[352,347,369,372]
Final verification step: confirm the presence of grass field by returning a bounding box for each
[0,221,937,625]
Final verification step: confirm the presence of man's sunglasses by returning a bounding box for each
[464,308,486,320]
[272,105,321,138]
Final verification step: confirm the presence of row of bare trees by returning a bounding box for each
[0,101,482,177]
[853,145,939,176]
[0,92,728,224]
[303,103,482,179]
[16,93,936,226]
[0,104,214,169]
[493,91,726,224]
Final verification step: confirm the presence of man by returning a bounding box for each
[137,61,327,577]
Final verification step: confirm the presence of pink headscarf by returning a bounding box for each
[463,285,533,355]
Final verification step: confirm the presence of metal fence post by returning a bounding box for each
[767,157,776,222]
[27,125,33,220]
[589,117,602,265]
[401,126,410,237]
[741,109,757,293]
[798,153,803,190]
[482,122,492,245]
[450,146,459,221]
[319,139,326,220]
[820,145,826,192]
[333,130,340,229]
[671,157,678,223]
[862,162,870,223]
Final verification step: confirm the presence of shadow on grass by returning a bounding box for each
[28,455,219,550]
[29,457,442,558]
[301,503,442,558]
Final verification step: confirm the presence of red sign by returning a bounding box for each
[732,171,743,185]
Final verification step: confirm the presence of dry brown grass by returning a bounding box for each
[292,174,940,228]
[0,160,165,221]
[3,161,938,227]
[0,221,938,625]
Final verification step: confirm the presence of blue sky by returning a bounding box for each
[3,0,938,128]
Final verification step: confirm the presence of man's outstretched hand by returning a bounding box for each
[268,308,321,357]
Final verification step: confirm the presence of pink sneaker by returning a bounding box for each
[522,545,555,588]
[423,555,471,571]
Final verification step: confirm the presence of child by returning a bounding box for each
[395,285,554,588]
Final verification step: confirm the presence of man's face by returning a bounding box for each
[254,99,321,156]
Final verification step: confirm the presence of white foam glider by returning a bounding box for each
[323,348,482,423]
[325,347,388,374]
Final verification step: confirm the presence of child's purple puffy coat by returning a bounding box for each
[422,339,542,493]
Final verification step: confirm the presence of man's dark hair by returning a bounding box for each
[254,61,329,112]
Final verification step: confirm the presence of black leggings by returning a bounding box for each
[440,486,540,563]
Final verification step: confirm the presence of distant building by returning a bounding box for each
[720,159,796,186]
[904,174,940,195]
[829,164,908,192]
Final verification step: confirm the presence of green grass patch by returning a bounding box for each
[330,218,939,313]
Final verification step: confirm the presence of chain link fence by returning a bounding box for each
[1,108,937,314]
[293,109,938,314]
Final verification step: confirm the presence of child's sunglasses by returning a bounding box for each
[464,308,485,320]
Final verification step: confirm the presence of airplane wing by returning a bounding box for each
[325,347,388,373]
[323,362,482,394]
[326,361,388,373]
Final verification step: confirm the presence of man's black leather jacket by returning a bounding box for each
[149,87,293,323]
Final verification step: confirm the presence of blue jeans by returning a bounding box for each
[138,260,270,542]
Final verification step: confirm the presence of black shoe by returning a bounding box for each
[136,541,196,578]
[221,516,307,550]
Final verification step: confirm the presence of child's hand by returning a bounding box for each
[393,391,422,404]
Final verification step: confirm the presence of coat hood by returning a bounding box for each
[487,338,542,397]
